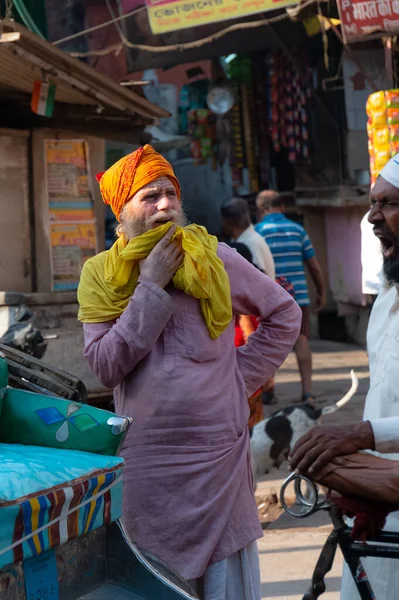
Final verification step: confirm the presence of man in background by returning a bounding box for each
[221,197,275,279]
[222,198,277,404]
[255,190,326,404]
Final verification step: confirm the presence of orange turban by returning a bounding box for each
[96,144,181,220]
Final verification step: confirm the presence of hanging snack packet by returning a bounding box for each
[389,125,399,142]
[366,91,386,116]
[385,90,399,109]
[369,111,388,128]
[374,148,392,169]
[373,127,389,147]
[387,108,399,125]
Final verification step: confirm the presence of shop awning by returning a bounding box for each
[0,21,169,124]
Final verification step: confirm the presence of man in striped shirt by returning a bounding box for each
[255,190,326,403]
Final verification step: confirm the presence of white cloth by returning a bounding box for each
[361,211,383,295]
[236,225,275,279]
[380,154,399,189]
[341,280,399,599]
[189,541,261,600]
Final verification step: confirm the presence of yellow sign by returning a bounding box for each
[146,0,299,34]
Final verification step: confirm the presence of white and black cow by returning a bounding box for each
[250,370,359,488]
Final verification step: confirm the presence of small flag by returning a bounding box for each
[31,81,56,117]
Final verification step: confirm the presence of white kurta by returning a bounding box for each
[341,280,399,599]
[361,211,383,296]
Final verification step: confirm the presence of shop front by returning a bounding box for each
[124,41,320,236]
[125,23,373,341]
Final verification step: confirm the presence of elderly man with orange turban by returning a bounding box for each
[78,145,301,600]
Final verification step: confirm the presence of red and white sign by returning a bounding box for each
[338,0,399,43]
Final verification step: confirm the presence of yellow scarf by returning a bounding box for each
[77,223,232,339]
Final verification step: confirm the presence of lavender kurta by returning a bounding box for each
[82,243,301,580]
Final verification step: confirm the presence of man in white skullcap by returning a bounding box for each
[290,154,399,599]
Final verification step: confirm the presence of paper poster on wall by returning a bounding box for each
[44,139,97,291]
[45,140,96,221]
[50,223,96,291]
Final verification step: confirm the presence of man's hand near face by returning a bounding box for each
[289,421,375,475]
[139,226,183,289]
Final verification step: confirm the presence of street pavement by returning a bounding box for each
[257,341,369,600]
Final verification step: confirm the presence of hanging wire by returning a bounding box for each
[105,0,127,43]
[4,0,13,20]
[63,0,318,59]
[0,0,13,36]
[317,0,329,70]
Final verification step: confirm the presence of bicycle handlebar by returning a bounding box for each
[280,472,329,518]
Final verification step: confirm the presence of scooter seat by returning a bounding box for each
[0,442,123,569]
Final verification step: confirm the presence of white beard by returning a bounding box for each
[118,207,188,240]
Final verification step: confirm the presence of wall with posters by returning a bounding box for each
[44,140,97,291]
[32,130,105,293]
[0,129,107,398]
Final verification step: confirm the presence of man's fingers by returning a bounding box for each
[295,446,324,474]
[172,239,183,253]
[175,252,184,266]
[170,242,183,260]
[158,225,176,247]
[307,449,334,475]
[289,439,317,470]
[167,241,182,261]
[289,432,313,463]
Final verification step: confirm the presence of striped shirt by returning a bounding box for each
[255,213,315,306]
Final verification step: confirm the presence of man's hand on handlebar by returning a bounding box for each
[289,421,375,476]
